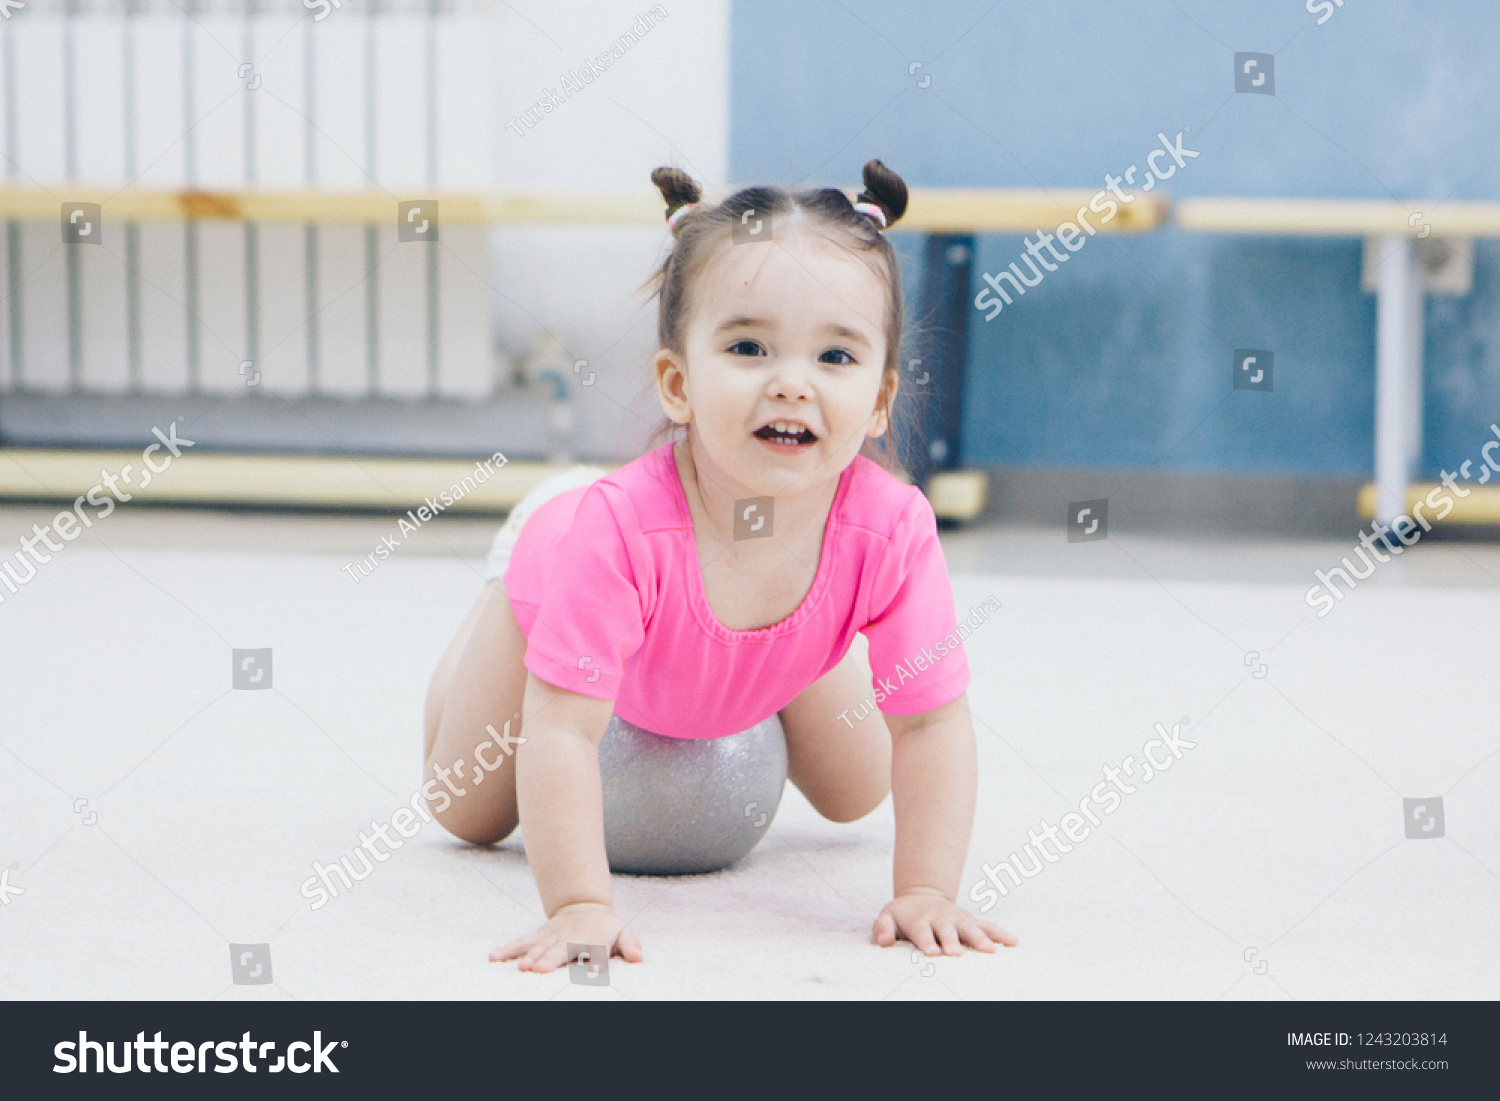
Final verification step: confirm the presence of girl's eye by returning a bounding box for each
[820,348,856,365]
[727,339,766,357]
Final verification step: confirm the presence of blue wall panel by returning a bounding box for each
[730,0,1500,477]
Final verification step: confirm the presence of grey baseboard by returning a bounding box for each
[971,464,1366,538]
[0,388,609,462]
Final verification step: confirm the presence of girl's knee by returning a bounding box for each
[424,768,518,844]
[437,811,518,847]
[813,782,889,824]
[797,763,888,823]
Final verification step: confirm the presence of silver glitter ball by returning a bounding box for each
[598,712,788,875]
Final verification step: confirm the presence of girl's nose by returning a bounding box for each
[770,363,814,401]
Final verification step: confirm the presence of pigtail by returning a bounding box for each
[651,166,702,228]
[854,159,909,229]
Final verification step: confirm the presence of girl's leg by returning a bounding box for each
[778,633,892,823]
[423,579,530,844]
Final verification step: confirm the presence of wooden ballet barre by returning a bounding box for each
[0,185,1170,232]
[0,186,503,225]
[1357,483,1500,526]
[1176,197,1500,237]
[902,189,1167,232]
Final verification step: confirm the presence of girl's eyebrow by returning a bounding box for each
[714,316,773,334]
[827,324,872,346]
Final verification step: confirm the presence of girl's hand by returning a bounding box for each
[489,902,644,974]
[872,889,1018,956]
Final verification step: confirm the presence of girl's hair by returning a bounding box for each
[640,159,918,476]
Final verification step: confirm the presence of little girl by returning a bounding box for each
[423,160,1017,972]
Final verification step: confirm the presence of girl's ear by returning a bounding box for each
[655,348,693,424]
[867,368,898,438]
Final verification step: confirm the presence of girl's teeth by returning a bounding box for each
[759,421,811,441]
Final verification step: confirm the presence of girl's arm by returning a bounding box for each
[887,696,977,898]
[515,670,618,914]
[877,693,1019,954]
[491,671,645,973]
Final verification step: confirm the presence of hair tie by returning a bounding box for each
[666,202,698,231]
[852,201,887,229]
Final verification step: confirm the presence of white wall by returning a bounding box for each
[487,0,730,458]
[0,0,733,462]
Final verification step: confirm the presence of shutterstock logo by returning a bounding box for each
[968,718,1197,912]
[230,943,273,985]
[1067,499,1108,542]
[734,496,774,540]
[232,648,272,690]
[54,1031,345,1073]
[1404,797,1444,839]
[1233,348,1273,392]
[62,202,101,244]
[569,944,609,985]
[732,207,772,243]
[398,200,438,242]
[1234,52,1275,95]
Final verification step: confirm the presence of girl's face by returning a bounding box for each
[656,221,895,499]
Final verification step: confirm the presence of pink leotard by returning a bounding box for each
[504,442,971,740]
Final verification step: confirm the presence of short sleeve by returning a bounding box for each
[522,484,646,700]
[861,491,972,716]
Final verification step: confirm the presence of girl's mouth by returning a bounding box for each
[752,421,818,448]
